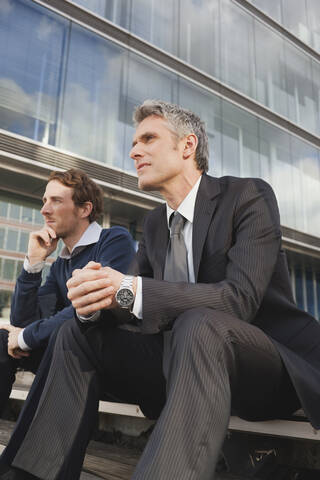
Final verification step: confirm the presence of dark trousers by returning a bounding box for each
[0,330,45,417]
[1,309,300,480]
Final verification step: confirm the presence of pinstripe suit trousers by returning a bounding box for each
[3,308,299,480]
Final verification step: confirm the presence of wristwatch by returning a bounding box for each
[115,275,135,309]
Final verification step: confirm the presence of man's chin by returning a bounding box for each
[138,179,157,192]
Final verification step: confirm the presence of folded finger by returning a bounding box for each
[71,286,114,309]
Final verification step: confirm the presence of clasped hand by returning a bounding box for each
[67,262,124,316]
[0,324,28,359]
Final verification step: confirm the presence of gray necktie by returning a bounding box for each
[164,212,189,282]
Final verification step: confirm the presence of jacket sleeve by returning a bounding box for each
[22,227,136,349]
[10,266,59,328]
[139,179,282,333]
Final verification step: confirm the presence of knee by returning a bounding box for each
[172,308,239,354]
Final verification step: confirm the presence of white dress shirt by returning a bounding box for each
[132,175,202,319]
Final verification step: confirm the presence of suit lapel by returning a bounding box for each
[193,175,221,279]
[152,206,169,280]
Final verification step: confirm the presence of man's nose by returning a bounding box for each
[41,202,50,215]
[130,144,143,160]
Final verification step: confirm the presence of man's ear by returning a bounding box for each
[183,133,198,160]
[80,201,93,219]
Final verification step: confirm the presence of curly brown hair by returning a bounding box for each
[48,169,103,223]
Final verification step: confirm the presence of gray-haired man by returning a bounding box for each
[1,100,320,480]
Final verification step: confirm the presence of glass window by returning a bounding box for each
[0,0,68,143]
[0,201,8,218]
[15,259,24,279]
[250,0,282,23]
[34,208,43,225]
[19,231,29,253]
[6,229,19,251]
[295,266,304,310]
[22,206,33,223]
[57,23,126,169]
[130,0,178,57]
[220,0,256,98]
[222,101,260,178]
[254,20,288,119]
[307,0,320,52]
[258,120,295,229]
[285,42,317,135]
[179,0,220,79]
[72,0,129,28]
[8,203,20,221]
[290,137,320,237]
[306,269,315,317]
[0,290,12,321]
[0,228,5,249]
[3,258,15,281]
[282,0,309,45]
[311,59,320,138]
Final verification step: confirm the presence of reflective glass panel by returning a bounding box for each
[72,0,128,28]
[250,0,282,22]
[22,206,33,223]
[0,0,68,143]
[57,23,126,168]
[290,137,320,237]
[282,0,309,45]
[130,0,177,56]
[9,204,20,221]
[285,42,318,135]
[220,0,255,98]
[254,20,288,118]
[307,0,320,52]
[15,259,23,279]
[306,269,315,317]
[0,228,5,249]
[258,120,295,229]
[179,0,220,79]
[0,289,11,321]
[295,266,304,310]
[0,201,8,218]
[3,258,15,281]
[19,231,29,253]
[6,229,19,251]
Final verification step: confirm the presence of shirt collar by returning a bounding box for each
[166,175,202,227]
[59,221,102,259]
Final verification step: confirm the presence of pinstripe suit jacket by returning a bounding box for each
[129,173,320,428]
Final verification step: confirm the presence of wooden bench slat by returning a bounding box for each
[229,416,318,440]
[10,387,319,442]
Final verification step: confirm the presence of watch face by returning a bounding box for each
[116,288,134,308]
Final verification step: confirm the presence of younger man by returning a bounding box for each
[0,168,135,415]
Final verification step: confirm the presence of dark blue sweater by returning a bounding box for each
[10,227,136,349]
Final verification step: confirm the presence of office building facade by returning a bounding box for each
[0,0,319,320]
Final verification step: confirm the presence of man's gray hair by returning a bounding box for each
[133,100,209,172]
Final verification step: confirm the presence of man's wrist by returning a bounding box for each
[24,257,45,274]
[27,254,47,266]
[77,311,101,323]
[18,329,31,351]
